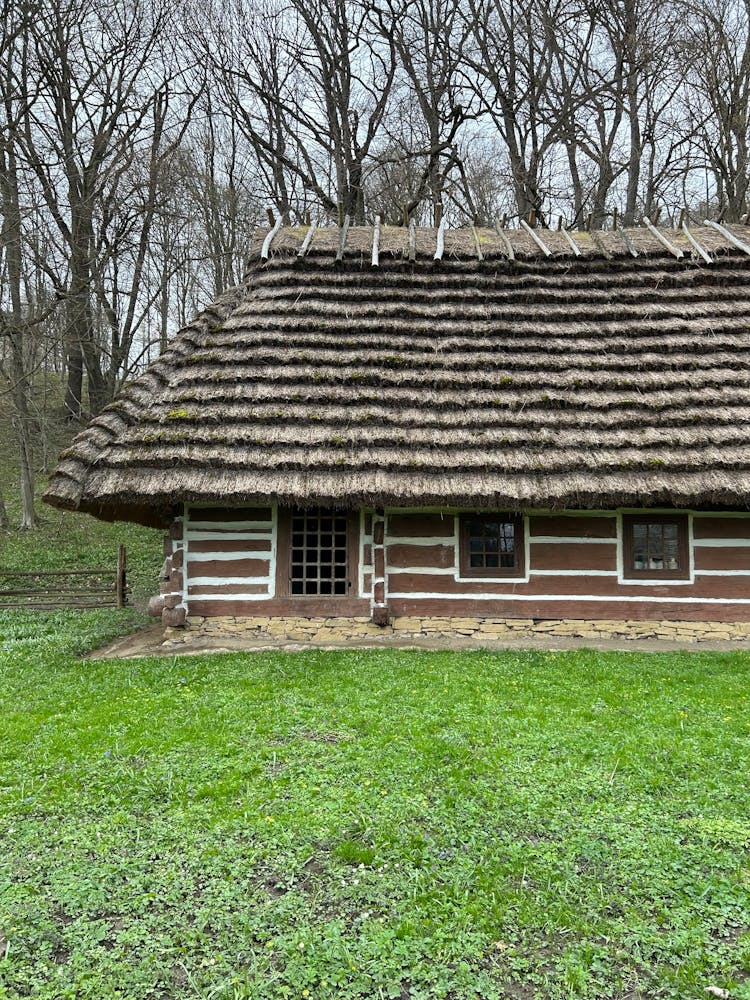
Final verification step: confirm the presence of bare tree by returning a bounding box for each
[16,0,197,417]
[681,0,750,221]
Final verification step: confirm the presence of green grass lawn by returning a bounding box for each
[0,612,748,999]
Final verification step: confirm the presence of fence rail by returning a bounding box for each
[0,545,128,610]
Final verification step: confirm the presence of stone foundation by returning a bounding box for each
[165,615,750,645]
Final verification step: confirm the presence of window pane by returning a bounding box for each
[465,516,519,573]
[630,519,685,574]
[290,508,348,596]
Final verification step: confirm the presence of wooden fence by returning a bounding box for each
[0,545,129,610]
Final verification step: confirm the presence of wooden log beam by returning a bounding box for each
[643,216,683,258]
[494,221,515,260]
[704,219,750,256]
[371,215,381,268]
[297,220,317,258]
[681,223,713,264]
[260,215,283,261]
[470,224,484,261]
[335,214,351,263]
[433,220,447,262]
[520,219,552,256]
[560,226,581,256]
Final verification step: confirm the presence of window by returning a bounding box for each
[459,514,525,578]
[622,514,689,580]
[276,508,356,597]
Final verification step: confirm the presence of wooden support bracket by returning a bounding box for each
[297,220,317,257]
[681,223,713,264]
[433,219,447,262]
[643,216,683,258]
[260,215,283,261]
[520,219,552,256]
[704,219,750,256]
[335,214,351,263]
[371,215,381,267]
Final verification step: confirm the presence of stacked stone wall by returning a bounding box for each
[164,615,750,645]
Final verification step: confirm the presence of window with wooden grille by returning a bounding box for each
[622,514,690,580]
[459,514,525,578]
[289,509,350,596]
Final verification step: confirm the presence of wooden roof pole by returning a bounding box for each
[520,219,552,256]
[260,214,283,261]
[335,214,351,263]
[494,220,515,260]
[470,223,484,261]
[408,218,417,262]
[560,225,581,256]
[704,219,750,256]
[681,223,713,264]
[618,228,639,257]
[371,215,381,267]
[643,216,684,258]
[433,219,447,262]
[297,220,317,258]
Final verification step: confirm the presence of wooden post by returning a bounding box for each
[116,545,127,607]
[371,511,389,626]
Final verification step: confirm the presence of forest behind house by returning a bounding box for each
[1,0,749,531]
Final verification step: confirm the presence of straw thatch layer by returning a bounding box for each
[44,225,750,525]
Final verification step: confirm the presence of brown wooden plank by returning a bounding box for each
[0,586,117,600]
[529,515,618,538]
[387,513,454,538]
[189,506,273,522]
[530,542,617,572]
[0,568,115,577]
[188,597,371,617]
[116,544,126,607]
[693,516,750,539]
[189,538,272,554]
[0,601,118,610]
[694,546,750,571]
[187,558,271,578]
[387,543,455,569]
[374,548,385,577]
[387,571,750,600]
[188,583,270,596]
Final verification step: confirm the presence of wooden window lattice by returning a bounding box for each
[290,509,349,595]
[468,519,517,569]
[460,514,525,577]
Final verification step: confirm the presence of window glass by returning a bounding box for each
[291,509,348,595]
[463,515,523,575]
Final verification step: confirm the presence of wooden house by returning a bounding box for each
[44,221,750,643]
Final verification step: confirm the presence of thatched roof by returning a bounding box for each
[45,223,750,526]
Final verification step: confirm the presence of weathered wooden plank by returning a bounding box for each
[693,516,750,539]
[529,542,617,572]
[387,543,455,568]
[694,547,750,571]
[388,513,454,538]
[528,515,618,538]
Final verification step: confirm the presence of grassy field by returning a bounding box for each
[1,407,749,998]
[0,611,748,999]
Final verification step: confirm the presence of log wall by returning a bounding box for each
[172,505,750,624]
[385,510,750,621]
